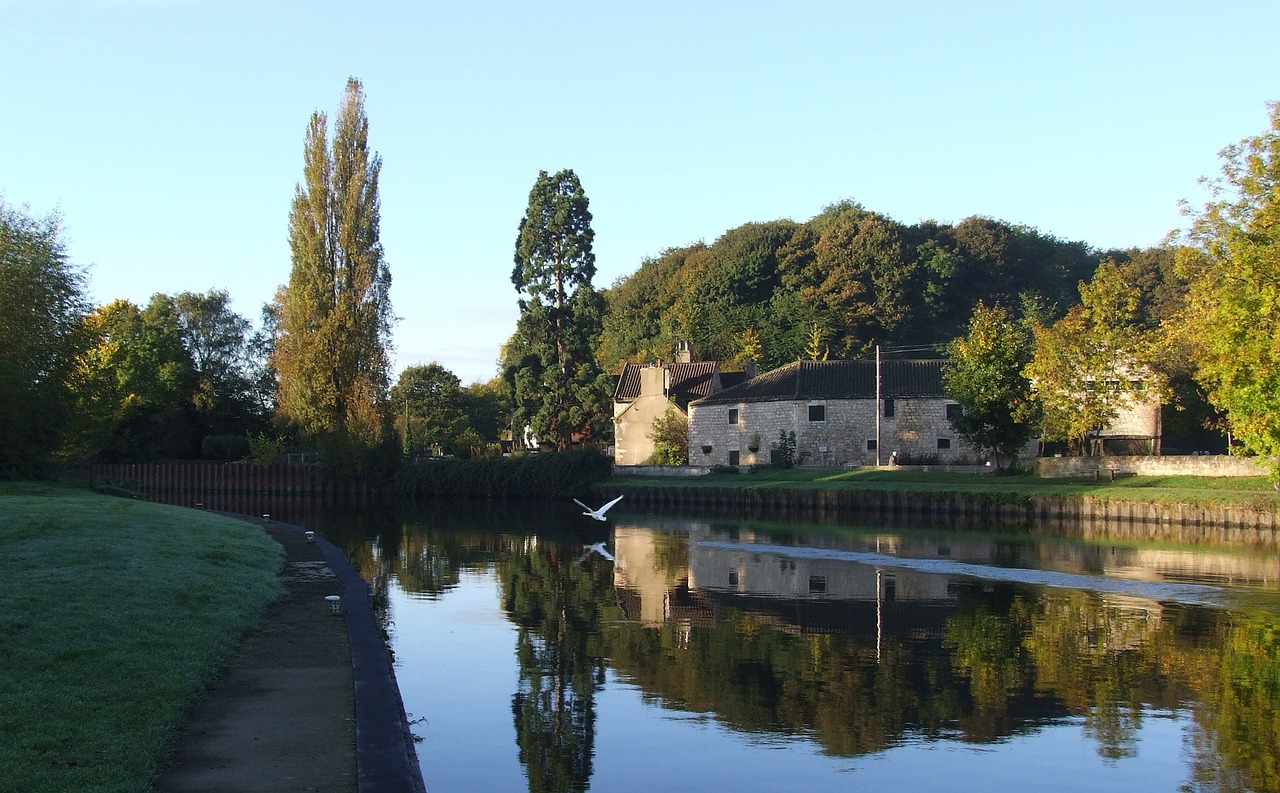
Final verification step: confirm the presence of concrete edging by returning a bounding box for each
[283,521,427,793]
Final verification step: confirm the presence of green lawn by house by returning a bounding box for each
[611,467,1280,510]
[0,483,283,793]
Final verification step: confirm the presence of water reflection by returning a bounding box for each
[288,502,1280,793]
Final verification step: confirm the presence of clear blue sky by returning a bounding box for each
[4,1,1277,384]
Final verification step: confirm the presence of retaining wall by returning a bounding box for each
[1035,454,1271,478]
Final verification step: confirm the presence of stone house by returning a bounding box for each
[612,343,748,465]
[687,359,981,468]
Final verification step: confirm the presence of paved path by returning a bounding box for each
[155,517,424,793]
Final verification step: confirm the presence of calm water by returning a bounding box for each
[278,499,1280,793]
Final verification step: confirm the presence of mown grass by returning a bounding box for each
[0,483,284,793]
[611,467,1280,510]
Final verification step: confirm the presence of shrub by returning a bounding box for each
[396,449,612,499]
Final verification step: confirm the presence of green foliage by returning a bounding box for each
[391,363,471,456]
[645,404,688,465]
[508,170,611,451]
[274,77,393,471]
[61,298,198,461]
[598,202,1100,371]
[0,201,88,476]
[1178,102,1280,481]
[397,449,612,499]
[248,432,288,464]
[200,434,250,460]
[1025,260,1154,455]
[773,430,797,468]
[944,302,1040,467]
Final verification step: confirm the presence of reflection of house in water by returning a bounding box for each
[612,522,960,646]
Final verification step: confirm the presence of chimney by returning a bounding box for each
[675,340,692,364]
[745,360,757,380]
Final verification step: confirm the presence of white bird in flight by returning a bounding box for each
[573,495,624,521]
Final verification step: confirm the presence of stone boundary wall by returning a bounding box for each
[1035,455,1270,478]
[613,464,713,477]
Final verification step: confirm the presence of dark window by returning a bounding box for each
[728,569,739,587]
[808,576,827,594]
[808,404,825,422]
[945,403,962,420]
[728,408,739,425]
[883,398,895,418]
[937,438,951,450]
[1131,379,1146,391]
[728,450,740,466]
[866,439,877,451]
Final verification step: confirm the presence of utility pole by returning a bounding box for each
[875,344,882,466]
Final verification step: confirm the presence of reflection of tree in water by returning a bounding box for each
[499,539,617,793]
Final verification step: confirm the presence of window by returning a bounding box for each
[808,404,825,422]
[728,569,739,587]
[883,398,895,418]
[1131,379,1146,391]
[937,438,951,450]
[808,576,827,594]
[728,450,740,466]
[728,408,739,425]
[866,439,877,451]
[945,403,962,420]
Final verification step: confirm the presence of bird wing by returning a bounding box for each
[573,498,591,512]
[598,495,625,515]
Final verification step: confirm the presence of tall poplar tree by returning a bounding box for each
[273,78,393,469]
[509,169,610,451]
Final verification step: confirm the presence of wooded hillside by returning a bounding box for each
[597,200,1104,371]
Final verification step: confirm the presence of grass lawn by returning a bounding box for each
[610,467,1280,510]
[0,483,284,793]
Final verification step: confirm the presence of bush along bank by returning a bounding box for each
[396,449,612,500]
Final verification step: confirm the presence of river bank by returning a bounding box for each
[602,468,1280,547]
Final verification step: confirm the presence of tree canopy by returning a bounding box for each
[273,77,394,470]
[0,201,88,475]
[1178,102,1280,480]
[507,169,611,451]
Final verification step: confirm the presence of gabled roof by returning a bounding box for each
[691,359,950,406]
[614,361,723,410]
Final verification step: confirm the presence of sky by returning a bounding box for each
[3,1,1278,385]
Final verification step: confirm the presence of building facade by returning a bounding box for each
[687,359,982,468]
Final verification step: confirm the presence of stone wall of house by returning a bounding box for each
[1102,390,1162,438]
[614,392,673,465]
[689,397,984,467]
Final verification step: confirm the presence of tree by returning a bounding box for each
[1178,102,1280,481]
[943,302,1040,468]
[148,289,266,439]
[390,363,470,457]
[509,169,611,451]
[273,77,394,470]
[646,405,688,465]
[0,200,88,475]
[1024,260,1153,454]
[62,299,196,460]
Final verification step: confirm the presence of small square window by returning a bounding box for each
[937,438,951,450]
[946,403,962,420]
[728,569,739,587]
[728,450,740,466]
[728,408,739,425]
[808,575,827,594]
[883,398,895,418]
[866,439,877,451]
[808,404,825,422]
[1130,380,1146,391]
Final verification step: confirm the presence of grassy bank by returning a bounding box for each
[0,483,284,793]
[610,467,1280,510]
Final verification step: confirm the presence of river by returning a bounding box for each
[262,497,1280,792]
